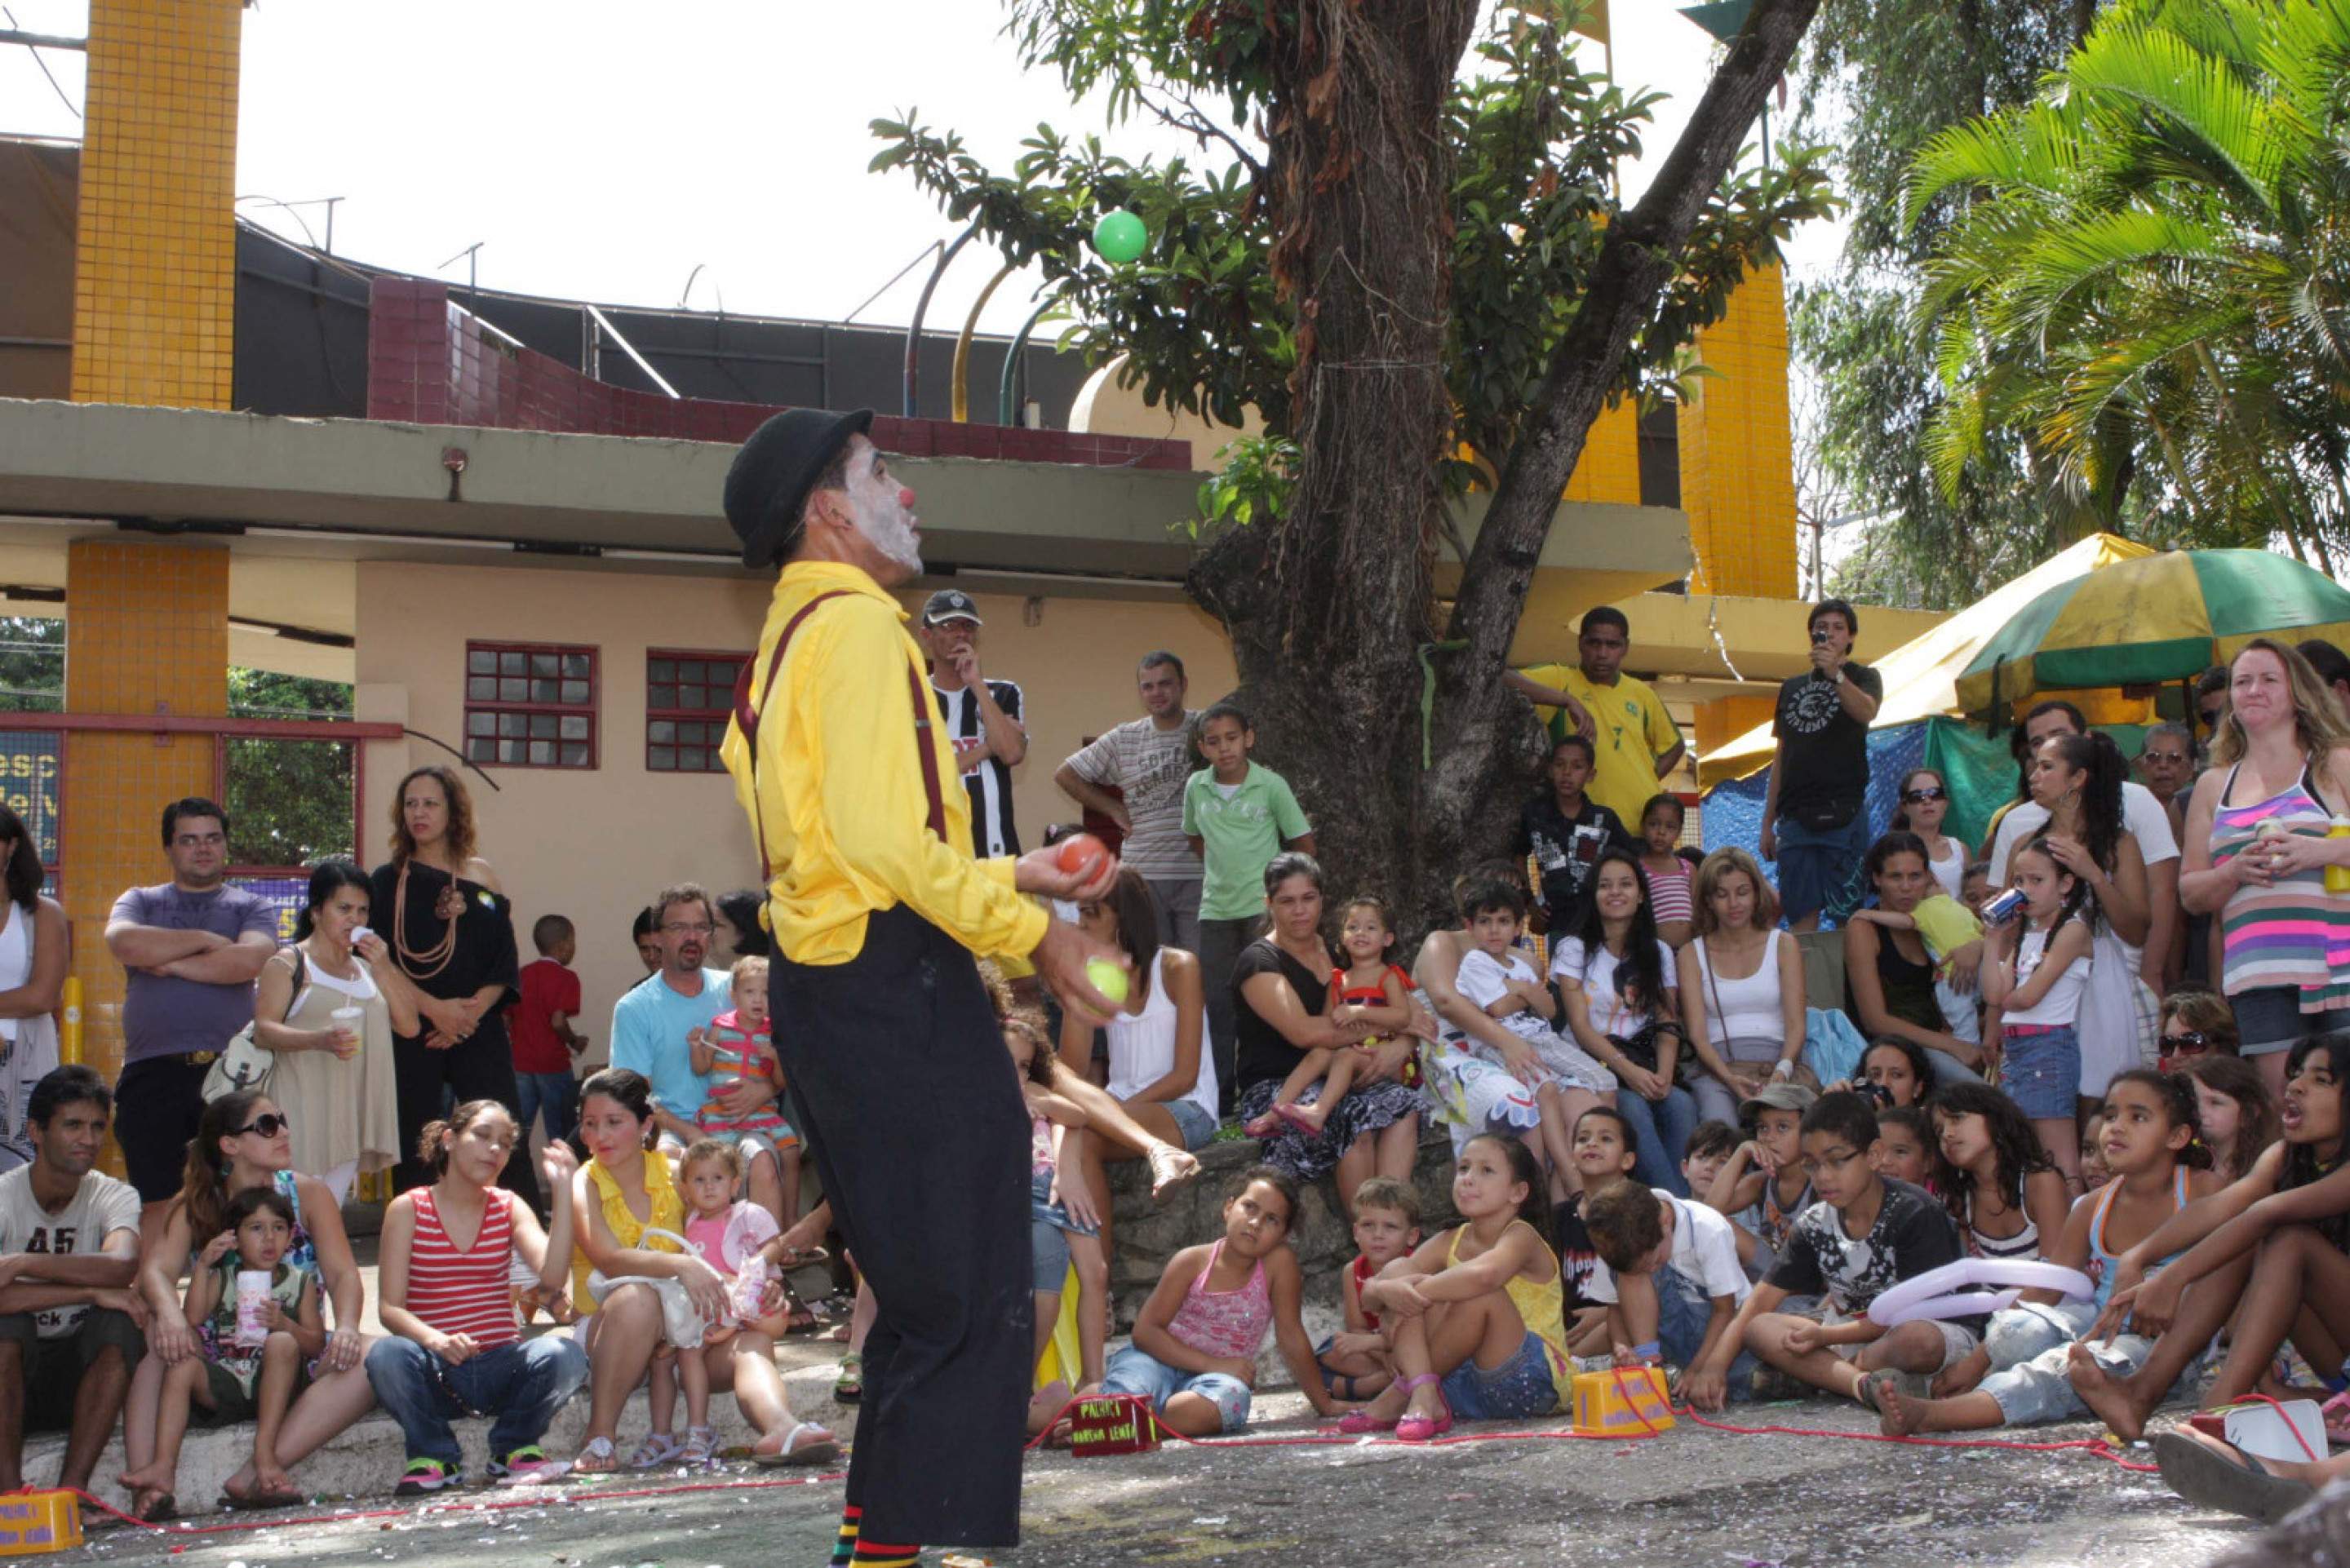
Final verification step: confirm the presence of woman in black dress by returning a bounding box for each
[1230,853,1422,1208]
[370,764,540,1208]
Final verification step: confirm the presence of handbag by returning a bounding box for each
[1610,1019,1696,1090]
[203,949,305,1104]
[586,1227,708,1349]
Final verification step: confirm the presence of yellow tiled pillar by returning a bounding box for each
[1676,262,1798,598]
[64,542,230,1095]
[70,0,242,410]
[1563,398,1643,506]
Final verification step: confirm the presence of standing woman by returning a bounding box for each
[1844,831,1984,1086]
[1062,870,1217,1265]
[2028,732,2153,1101]
[123,1091,376,1517]
[253,860,413,1206]
[0,802,66,1170]
[1678,848,1807,1127]
[2180,638,2350,1095]
[370,765,539,1210]
[1893,768,1968,901]
[1231,854,1421,1207]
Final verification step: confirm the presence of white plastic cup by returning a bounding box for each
[234,1270,273,1347]
[330,1005,363,1051]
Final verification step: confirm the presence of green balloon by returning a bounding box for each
[1091,210,1148,264]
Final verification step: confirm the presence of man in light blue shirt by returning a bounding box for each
[610,884,744,1149]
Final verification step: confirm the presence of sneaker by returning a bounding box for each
[487,1446,565,1484]
[393,1458,461,1498]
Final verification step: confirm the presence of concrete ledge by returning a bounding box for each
[19,1341,860,1513]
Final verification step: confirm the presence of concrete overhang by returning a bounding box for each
[0,397,1695,666]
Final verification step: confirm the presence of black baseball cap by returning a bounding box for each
[921,589,982,627]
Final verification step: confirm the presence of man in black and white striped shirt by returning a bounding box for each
[917,589,1027,858]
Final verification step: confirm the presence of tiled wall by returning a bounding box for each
[64,542,232,1092]
[70,0,241,410]
[366,279,1194,469]
[1562,398,1643,507]
[1676,262,1798,598]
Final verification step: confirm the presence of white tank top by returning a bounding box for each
[2003,921,2087,1028]
[0,901,32,1043]
[1692,930,1785,1044]
[1105,950,1218,1123]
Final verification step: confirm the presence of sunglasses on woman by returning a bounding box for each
[1902,786,1947,804]
[236,1113,292,1138]
[2162,1030,2210,1054]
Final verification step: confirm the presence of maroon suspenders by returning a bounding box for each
[732,590,951,885]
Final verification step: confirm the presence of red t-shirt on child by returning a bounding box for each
[509,957,581,1074]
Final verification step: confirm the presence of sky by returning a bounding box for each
[1,0,1850,338]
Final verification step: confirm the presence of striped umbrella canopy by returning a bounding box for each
[1954,548,2350,714]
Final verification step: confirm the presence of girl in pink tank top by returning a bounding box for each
[1098,1167,1343,1437]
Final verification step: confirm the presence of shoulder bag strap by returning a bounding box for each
[730,590,950,887]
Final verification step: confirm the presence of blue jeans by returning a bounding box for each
[1773,811,1871,924]
[366,1334,588,1466]
[1654,1263,1754,1400]
[1101,1344,1253,1433]
[1615,1086,1698,1196]
[514,1070,578,1148]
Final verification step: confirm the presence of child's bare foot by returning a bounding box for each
[1146,1145,1199,1198]
[1242,1110,1286,1139]
[2068,1344,2150,1442]
[1876,1380,1927,1437]
[1026,1379,1072,1438]
[1278,1100,1329,1135]
[115,1463,165,1496]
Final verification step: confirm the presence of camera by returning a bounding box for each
[1855,1081,1895,1110]
[1811,629,1832,647]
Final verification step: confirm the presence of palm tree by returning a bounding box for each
[1908,0,2350,571]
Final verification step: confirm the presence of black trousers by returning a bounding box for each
[390,1026,543,1211]
[772,906,1031,1549]
[114,1054,212,1203]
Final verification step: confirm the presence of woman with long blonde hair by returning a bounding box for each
[2179,637,2350,1094]
[1677,847,1809,1126]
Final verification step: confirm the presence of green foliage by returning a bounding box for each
[873,2,1836,498]
[1184,433,1299,540]
[224,668,356,870]
[1912,0,2350,567]
[0,617,63,712]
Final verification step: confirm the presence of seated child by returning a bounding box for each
[1245,896,1414,1139]
[1316,1176,1421,1403]
[1873,1105,1934,1188]
[1690,1092,1980,1407]
[121,1188,322,1508]
[1454,877,1612,1201]
[1555,1106,1643,1354]
[2182,1053,2277,1184]
[1582,1180,1755,1410]
[1681,1119,1739,1203]
[1101,1166,1337,1436]
[1927,1080,2069,1263]
[2068,1034,2350,1442]
[1341,1136,1575,1437]
[1876,1070,2219,1437]
[1703,1083,1816,1278]
[689,955,801,1223]
[1008,1017,1111,1415]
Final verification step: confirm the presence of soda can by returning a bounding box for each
[1981,888,2028,927]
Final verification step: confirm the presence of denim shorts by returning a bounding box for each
[2232,985,2308,1056]
[1653,1262,1754,1402]
[1101,1344,1253,1433]
[1439,1331,1560,1421]
[1031,1168,1097,1291]
[1166,1097,1219,1151]
[1773,811,1870,923]
[2001,1024,2082,1118]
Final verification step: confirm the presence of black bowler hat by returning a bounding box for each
[723,407,875,569]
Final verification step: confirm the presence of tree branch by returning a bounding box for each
[1446,0,1825,679]
[1137,83,1270,187]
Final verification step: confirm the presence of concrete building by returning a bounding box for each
[0,0,1936,1110]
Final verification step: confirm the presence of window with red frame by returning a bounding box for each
[646,650,746,773]
[464,643,596,768]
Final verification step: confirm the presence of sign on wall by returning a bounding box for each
[0,732,61,866]
[228,875,312,944]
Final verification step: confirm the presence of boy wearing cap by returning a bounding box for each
[916,589,1027,860]
[1704,1081,1818,1279]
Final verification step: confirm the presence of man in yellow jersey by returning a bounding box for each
[1510,605,1686,825]
[718,407,1124,1563]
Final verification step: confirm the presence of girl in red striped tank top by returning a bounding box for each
[368,1101,587,1495]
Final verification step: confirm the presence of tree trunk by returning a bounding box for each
[1192,0,1825,942]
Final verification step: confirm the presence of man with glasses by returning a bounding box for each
[610,885,776,1172]
[104,798,276,1222]
[1511,605,1687,827]
[2137,722,2198,840]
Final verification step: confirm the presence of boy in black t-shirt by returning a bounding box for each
[1514,735,1631,935]
[1689,1092,1978,1405]
[1758,599,1883,932]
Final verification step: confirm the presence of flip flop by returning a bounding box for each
[2153,1430,2319,1525]
[1270,1104,1325,1139]
[751,1421,839,1468]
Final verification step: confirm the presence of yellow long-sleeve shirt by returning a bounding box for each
[721,560,1049,967]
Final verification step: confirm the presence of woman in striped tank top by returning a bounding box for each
[366,1100,586,1495]
[2180,638,2350,1095]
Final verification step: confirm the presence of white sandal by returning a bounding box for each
[752,1420,838,1468]
[627,1431,683,1469]
[680,1425,717,1467]
[571,1436,620,1477]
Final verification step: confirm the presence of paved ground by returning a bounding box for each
[51,1390,2267,1568]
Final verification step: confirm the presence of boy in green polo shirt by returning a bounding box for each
[1184,702,1315,1116]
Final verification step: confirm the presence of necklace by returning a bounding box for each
[393,859,461,980]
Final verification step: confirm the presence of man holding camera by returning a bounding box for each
[1759,599,1882,932]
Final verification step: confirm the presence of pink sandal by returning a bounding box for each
[1271,1104,1325,1137]
[1332,1407,1397,1434]
[1394,1373,1454,1443]
[2321,1389,2350,1446]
